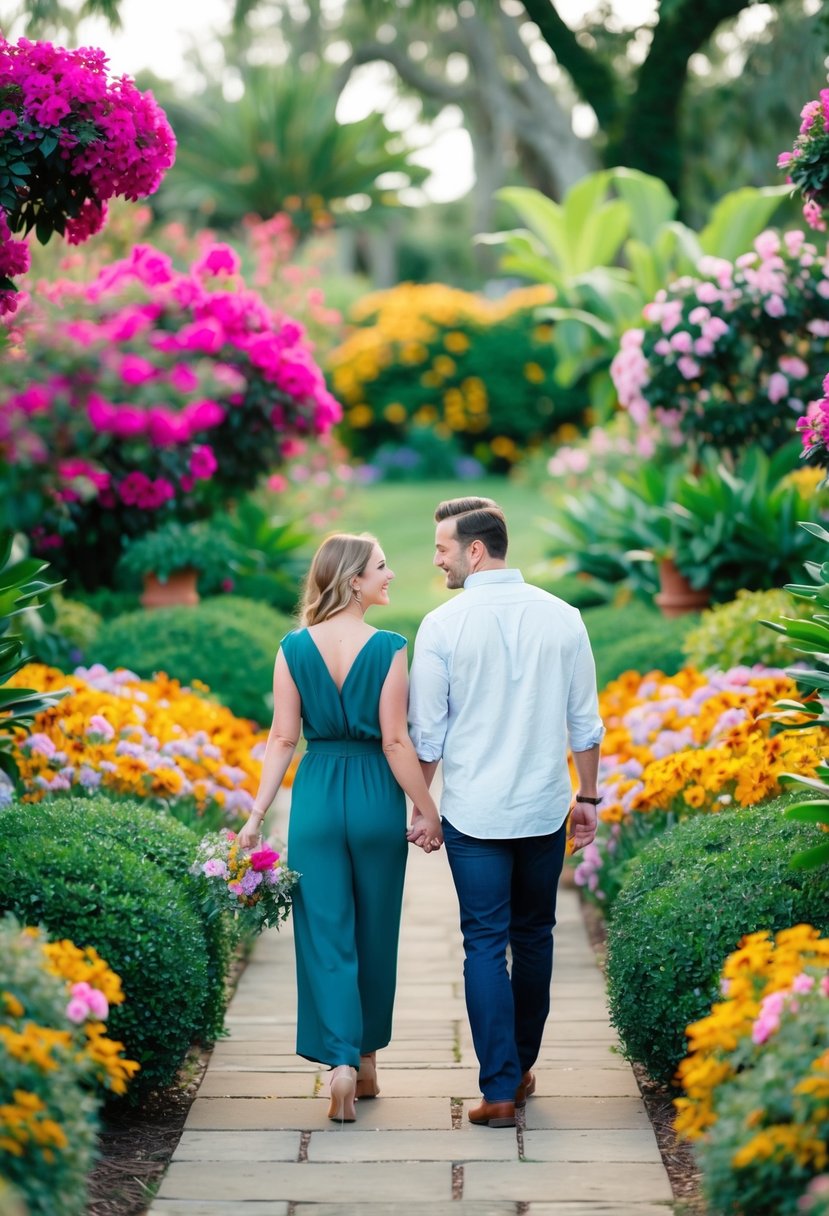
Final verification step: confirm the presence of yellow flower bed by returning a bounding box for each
[675,925,829,1139]
[327,282,566,465]
[596,666,824,824]
[6,663,292,819]
[1,919,139,1212]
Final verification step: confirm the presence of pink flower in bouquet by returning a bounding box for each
[249,845,280,871]
[203,858,228,878]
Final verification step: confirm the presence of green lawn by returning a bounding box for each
[342,477,554,618]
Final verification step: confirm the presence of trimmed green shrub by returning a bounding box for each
[0,915,99,1216]
[682,588,815,671]
[94,596,293,723]
[606,796,829,1087]
[20,797,234,1042]
[0,808,211,1098]
[582,599,696,685]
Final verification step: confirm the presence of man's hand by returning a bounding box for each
[406,813,443,853]
[567,801,597,854]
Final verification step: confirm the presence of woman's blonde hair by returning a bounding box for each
[299,533,378,626]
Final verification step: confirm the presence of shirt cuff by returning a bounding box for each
[570,728,605,752]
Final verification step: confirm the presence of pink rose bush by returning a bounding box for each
[610,230,829,456]
[0,36,176,312]
[779,90,829,232]
[1,241,342,585]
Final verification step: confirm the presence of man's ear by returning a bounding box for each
[468,538,484,567]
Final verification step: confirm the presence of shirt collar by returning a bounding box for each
[463,568,525,589]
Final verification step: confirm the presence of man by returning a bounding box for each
[407,496,604,1129]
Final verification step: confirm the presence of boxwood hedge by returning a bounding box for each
[0,807,211,1097]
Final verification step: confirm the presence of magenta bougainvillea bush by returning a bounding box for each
[0,36,176,311]
[1,242,342,585]
[610,230,829,456]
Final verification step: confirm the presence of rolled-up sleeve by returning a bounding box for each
[408,617,450,762]
[566,625,605,752]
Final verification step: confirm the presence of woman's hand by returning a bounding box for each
[406,812,443,853]
[238,815,264,852]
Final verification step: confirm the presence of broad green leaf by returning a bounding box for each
[784,800,829,823]
[495,187,569,269]
[699,185,790,259]
[610,167,677,242]
[572,198,630,274]
[790,841,829,870]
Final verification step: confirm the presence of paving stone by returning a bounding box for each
[307,1129,519,1162]
[184,1097,453,1131]
[525,1206,672,1215]
[522,1129,663,1163]
[521,1096,653,1131]
[156,1161,450,1203]
[198,1072,320,1097]
[172,1131,301,1161]
[291,1205,517,1216]
[462,1161,674,1204]
[148,1204,289,1215]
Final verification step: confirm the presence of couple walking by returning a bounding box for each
[238,496,604,1127]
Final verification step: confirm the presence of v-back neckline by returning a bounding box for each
[304,629,380,696]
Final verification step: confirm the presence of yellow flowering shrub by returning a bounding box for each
[574,665,827,908]
[5,663,295,827]
[328,282,584,467]
[675,926,829,1216]
[0,916,140,1216]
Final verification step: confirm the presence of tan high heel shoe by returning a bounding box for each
[327,1065,357,1123]
[356,1052,379,1099]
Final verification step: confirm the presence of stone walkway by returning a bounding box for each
[148,789,674,1216]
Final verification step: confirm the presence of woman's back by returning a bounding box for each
[281,627,406,743]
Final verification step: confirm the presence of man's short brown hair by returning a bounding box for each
[434,496,508,559]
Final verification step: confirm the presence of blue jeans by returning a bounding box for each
[442,817,567,1102]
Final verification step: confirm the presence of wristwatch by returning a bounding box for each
[575,793,602,805]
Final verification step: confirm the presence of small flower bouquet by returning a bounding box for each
[192,828,299,933]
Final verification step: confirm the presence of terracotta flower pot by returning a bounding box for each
[654,558,710,618]
[140,568,200,610]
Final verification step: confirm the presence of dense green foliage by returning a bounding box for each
[94,596,293,724]
[606,797,829,1087]
[0,806,212,1097]
[582,599,696,685]
[24,797,234,1041]
[682,588,815,671]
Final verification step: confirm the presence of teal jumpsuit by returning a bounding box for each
[281,628,409,1068]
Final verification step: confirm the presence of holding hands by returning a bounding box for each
[407,810,443,854]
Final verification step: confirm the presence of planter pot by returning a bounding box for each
[140,568,200,610]
[654,558,710,618]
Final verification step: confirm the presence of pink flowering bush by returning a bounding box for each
[0,36,175,313]
[778,90,829,233]
[610,229,829,456]
[0,242,342,586]
[797,371,829,469]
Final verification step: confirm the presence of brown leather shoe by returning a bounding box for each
[515,1070,536,1106]
[468,1098,516,1128]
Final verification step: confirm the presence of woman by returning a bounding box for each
[238,533,443,1123]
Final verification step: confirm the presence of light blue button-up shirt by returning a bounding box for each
[408,569,604,839]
